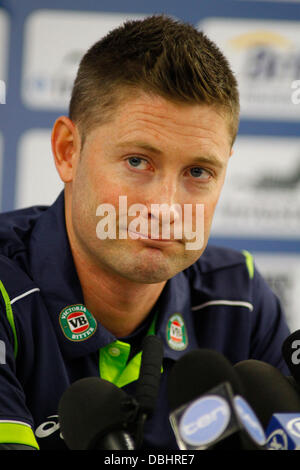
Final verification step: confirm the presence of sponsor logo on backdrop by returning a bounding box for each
[22,10,146,109]
[291,80,300,104]
[199,18,300,120]
[253,254,300,332]
[211,137,300,239]
[15,130,63,209]
[0,80,5,104]
[0,9,9,89]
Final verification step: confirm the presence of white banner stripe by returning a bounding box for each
[191,300,254,312]
[10,288,40,305]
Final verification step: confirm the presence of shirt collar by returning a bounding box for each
[29,191,198,360]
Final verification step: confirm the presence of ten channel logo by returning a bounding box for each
[179,395,230,447]
[178,394,266,449]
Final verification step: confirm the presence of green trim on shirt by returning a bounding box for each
[0,280,18,358]
[242,250,254,280]
[0,422,39,449]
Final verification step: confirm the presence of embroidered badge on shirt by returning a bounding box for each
[59,304,97,341]
[166,313,188,351]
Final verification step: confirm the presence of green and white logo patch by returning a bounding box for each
[59,304,97,341]
[166,313,188,351]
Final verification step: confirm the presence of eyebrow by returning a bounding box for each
[117,140,163,154]
[116,140,225,169]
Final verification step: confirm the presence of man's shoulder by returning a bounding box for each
[186,244,252,277]
[184,244,256,300]
[0,205,48,299]
[0,254,38,303]
[0,204,48,258]
[196,244,249,272]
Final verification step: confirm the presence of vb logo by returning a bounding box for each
[59,304,97,342]
[0,80,6,104]
[67,312,89,333]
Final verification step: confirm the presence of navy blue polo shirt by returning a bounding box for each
[0,191,290,450]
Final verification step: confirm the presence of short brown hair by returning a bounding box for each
[69,14,240,147]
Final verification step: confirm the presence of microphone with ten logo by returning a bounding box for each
[167,349,266,450]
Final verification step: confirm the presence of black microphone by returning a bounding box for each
[136,335,164,416]
[282,330,300,384]
[167,349,266,450]
[134,335,164,448]
[58,377,139,450]
[168,349,242,409]
[234,359,300,429]
[286,375,300,397]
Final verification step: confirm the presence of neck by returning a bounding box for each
[74,256,165,337]
[65,199,165,338]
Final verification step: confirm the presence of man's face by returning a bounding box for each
[69,93,233,283]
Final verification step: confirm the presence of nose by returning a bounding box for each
[144,177,183,239]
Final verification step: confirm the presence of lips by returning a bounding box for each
[127,229,178,242]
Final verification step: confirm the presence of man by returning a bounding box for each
[0,15,290,450]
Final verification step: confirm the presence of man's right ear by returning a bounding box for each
[51,116,81,183]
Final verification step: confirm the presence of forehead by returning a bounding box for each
[86,92,233,153]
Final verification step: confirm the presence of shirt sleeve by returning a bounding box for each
[0,282,39,449]
[249,265,291,375]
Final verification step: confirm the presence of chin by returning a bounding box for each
[124,265,175,284]
[96,240,205,283]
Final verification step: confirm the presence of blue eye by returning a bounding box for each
[190,167,205,178]
[128,157,142,167]
[127,156,149,170]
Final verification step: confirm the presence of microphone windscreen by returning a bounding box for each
[286,375,300,395]
[234,360,300,428]
[167,348,244,411]
[58,377,135,449]
[136,335,163,415]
